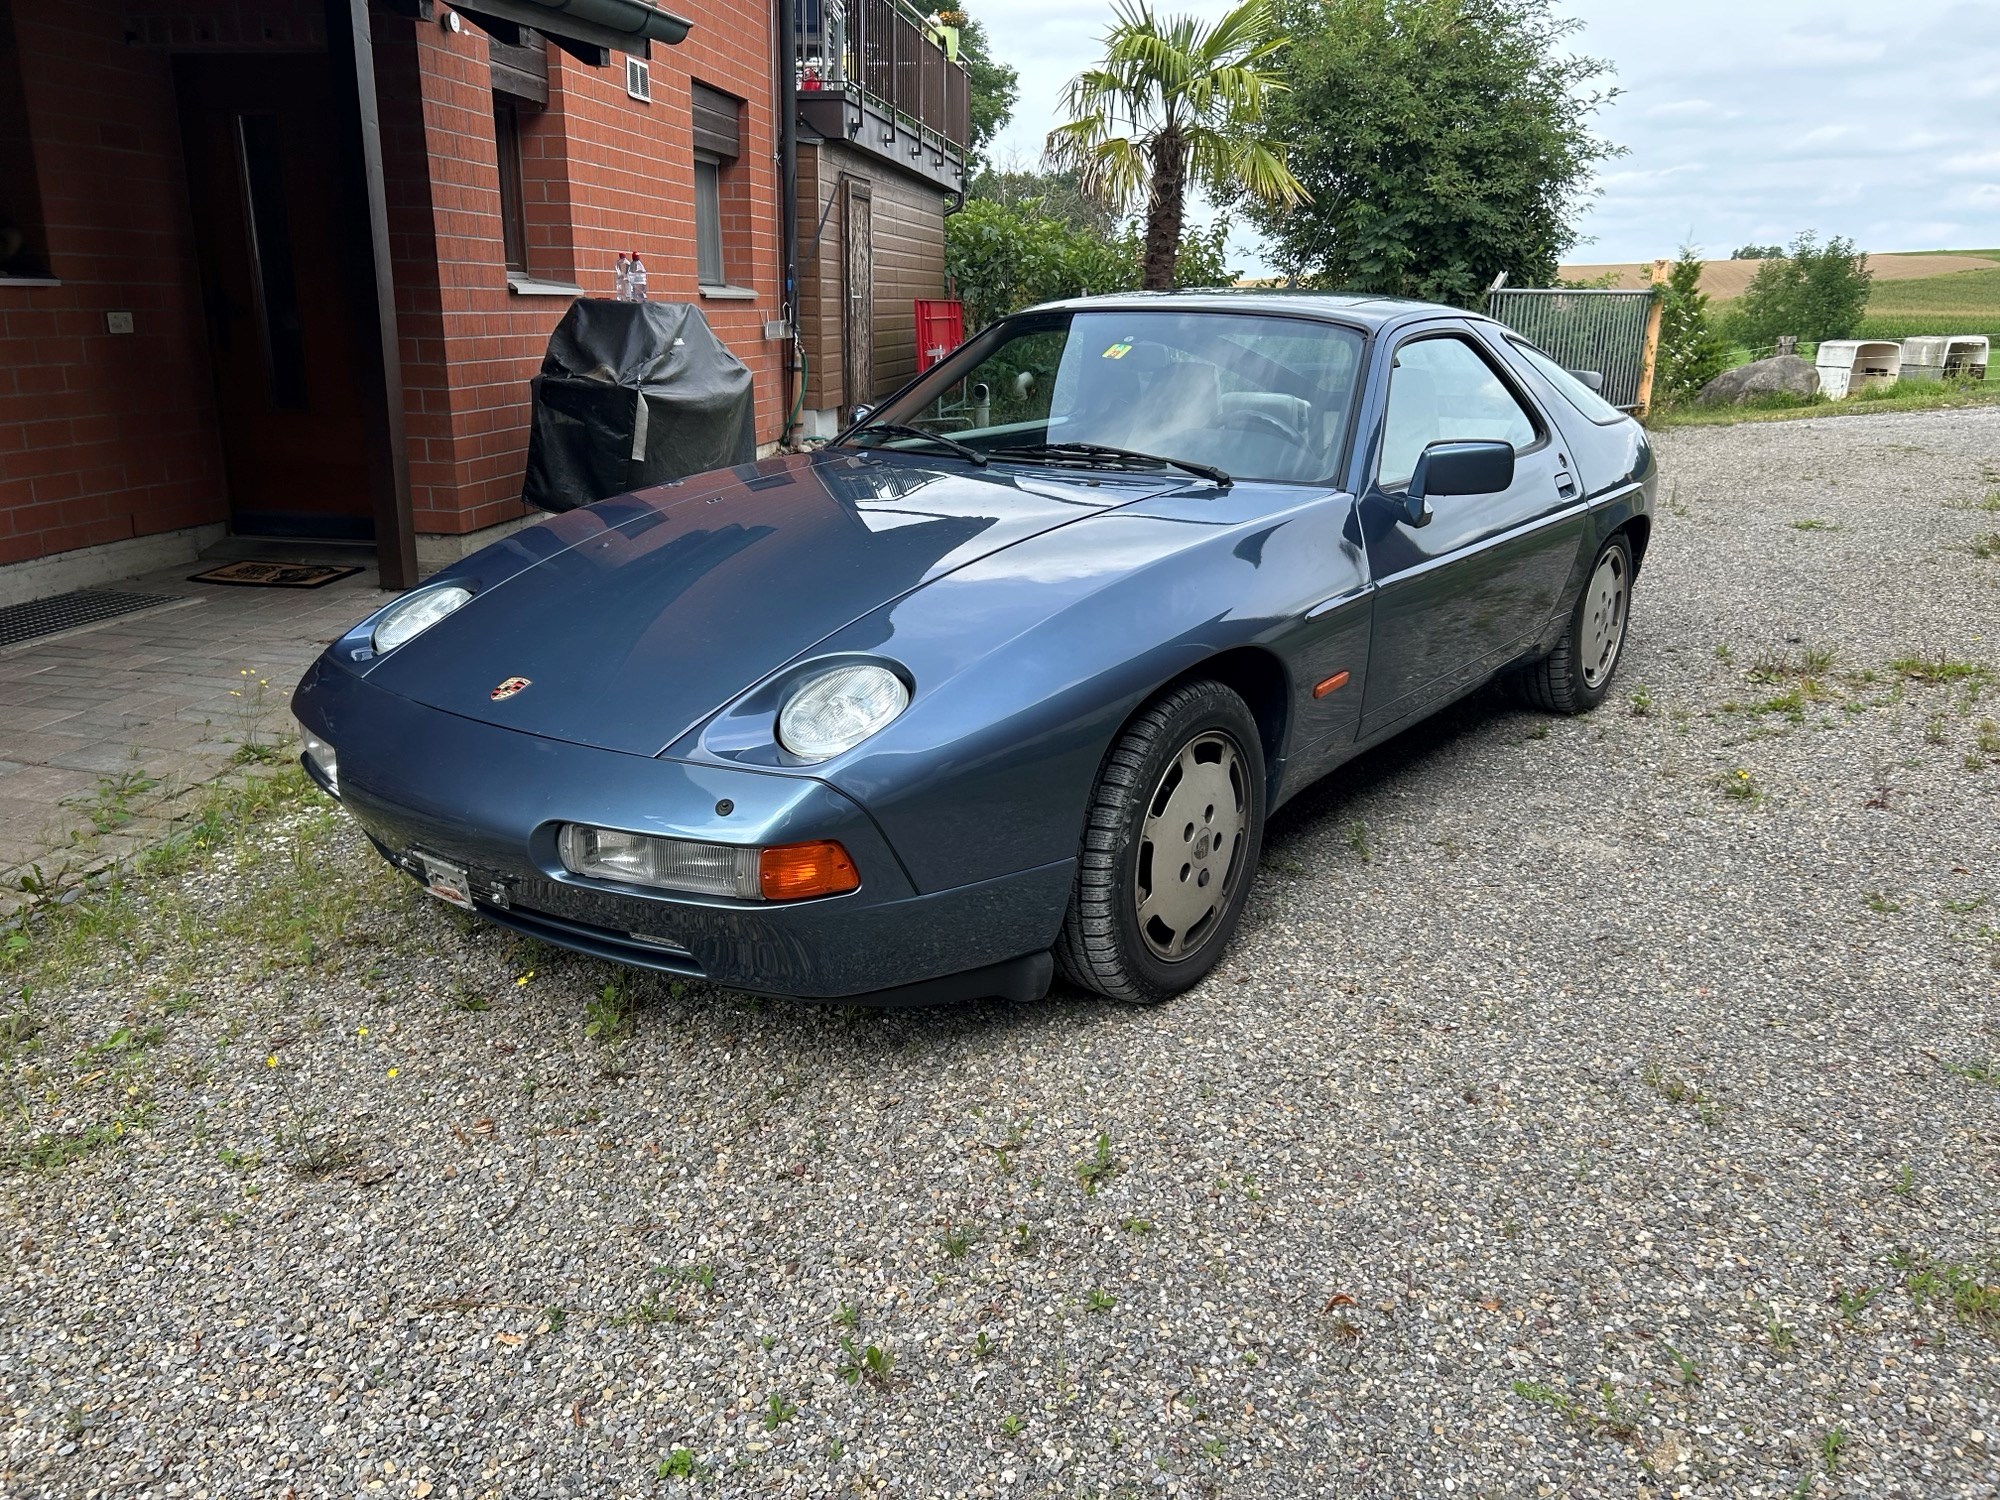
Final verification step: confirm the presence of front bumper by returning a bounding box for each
[293,661,1070,1003]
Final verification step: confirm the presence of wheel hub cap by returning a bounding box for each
[1581,549,1629,689]
[1135,730,1247,962]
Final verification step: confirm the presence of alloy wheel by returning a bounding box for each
[1134,730,1248,962]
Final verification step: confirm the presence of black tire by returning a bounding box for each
[1514,533,1635,715]
[1055,680,1266,1004]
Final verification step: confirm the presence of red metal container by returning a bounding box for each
[915,299,965,372]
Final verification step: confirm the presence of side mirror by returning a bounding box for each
[1569,368,1605,392]
[1402,439,1515,525]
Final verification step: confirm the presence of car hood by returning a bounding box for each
[361,453,1163,755]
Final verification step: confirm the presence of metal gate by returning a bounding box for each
[1486,287,1656,410]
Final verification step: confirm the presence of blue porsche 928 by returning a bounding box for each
[292,293,1657,1006]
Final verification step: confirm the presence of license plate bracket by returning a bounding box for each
[412,850,474,910]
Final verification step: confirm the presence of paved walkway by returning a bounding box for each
[0,556,390,921]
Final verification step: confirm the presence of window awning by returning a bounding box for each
[450,0,692,61]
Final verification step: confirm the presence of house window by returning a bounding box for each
[493,97,529,275]
[694,157,725,286]
[690,82,743,290]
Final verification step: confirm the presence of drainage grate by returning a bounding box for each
[0,589,185,649]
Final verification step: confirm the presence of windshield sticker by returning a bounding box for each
[1102,341,1133,360]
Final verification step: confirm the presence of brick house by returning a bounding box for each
[1,0,969,603]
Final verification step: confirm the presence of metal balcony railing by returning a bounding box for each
[795,0,971,156]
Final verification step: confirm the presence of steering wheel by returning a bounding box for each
[1220,407,1307,446]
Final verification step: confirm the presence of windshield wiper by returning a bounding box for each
[847,420,987,466]
[999,441,1231,488]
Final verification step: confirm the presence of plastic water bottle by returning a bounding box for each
[628,250,647,302]
[615,252,631,301]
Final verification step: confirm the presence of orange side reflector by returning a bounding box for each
[759,840,860,901]
[1313,670,1351,699]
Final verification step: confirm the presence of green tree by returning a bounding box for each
[954,11,1019,170]
[1720,232,1873,349]
[946,197,1238,330]
[968,163,1122,237]
[1046,0,1304,290]
[1249,0,1621,306]
[1652,249,1731,407]
[1730,243,1784,261]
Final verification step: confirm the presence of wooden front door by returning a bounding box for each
[841,178,874,415]
[176,54,374,539]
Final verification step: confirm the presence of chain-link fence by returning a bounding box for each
[1487,287,1656,410]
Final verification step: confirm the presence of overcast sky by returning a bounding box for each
[976,0,2000,270]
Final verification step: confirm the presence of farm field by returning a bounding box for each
[1559,249,2000,341]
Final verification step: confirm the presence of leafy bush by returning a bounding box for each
[1730,243,1784,261]
[1720,232,1873,349]
[1651,249,1732,407]
[945,198,1237,333]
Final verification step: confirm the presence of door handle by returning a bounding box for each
[1555,468,1578,499]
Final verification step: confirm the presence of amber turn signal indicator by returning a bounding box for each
[1313,670,1351,699]
[758,840,861,901]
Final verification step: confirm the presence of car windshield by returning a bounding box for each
[849,309,1365,485]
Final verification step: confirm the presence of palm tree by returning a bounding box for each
[1046,0,1306,290]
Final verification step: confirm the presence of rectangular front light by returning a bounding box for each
[558,824,761,899]
[300,727,339,795]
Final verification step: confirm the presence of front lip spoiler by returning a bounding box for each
[474,895,1052,1007]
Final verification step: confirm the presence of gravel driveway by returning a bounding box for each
[4,406,1998,1498]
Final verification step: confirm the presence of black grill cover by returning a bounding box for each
[522,300,756,512]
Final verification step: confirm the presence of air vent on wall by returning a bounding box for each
[626,57,651,103]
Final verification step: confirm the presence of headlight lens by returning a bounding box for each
[299,727,338,795]
[777,664,910,760]
[371,584,473,653]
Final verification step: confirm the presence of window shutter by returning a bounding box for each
[691,82,741,161]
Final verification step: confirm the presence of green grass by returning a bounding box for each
[1650,380,2000,429]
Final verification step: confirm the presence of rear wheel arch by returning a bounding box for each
[1616,514,1652,574]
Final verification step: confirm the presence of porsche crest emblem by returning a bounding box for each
[490,676,532,701]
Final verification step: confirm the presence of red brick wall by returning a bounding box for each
[379,7,784,537]
[0,0,237,568]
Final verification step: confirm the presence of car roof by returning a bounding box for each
[1023,288,1487,333]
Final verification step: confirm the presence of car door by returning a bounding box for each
[1357,324,1589,738]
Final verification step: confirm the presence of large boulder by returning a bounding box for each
[1696,355,1820,406]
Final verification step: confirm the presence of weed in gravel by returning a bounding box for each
[1944,1058,1998,1086]
[656,1448,706,1480]
[583,983,634,1042]
[973,1331,996,1359]
[1947,488,2000,512]
[612,1292,682,1328]
[1863,891,1904,914]
[664,1262,718,1292]
[1976,720,2000,756]
[541,1305,566,1334]
[1891,653,1993,687]
[1660,1340,1702,1387]
[1924,715,1952,745]
[999,1413,1027,1437]
[1009,1223,1038,1256]
[1086,1287,1117,1313]
[1968,533,2000,560]
[1120,1215,1154,1234]
[1892,1163,1915,1195]
[835,1334,894,1386]
[761,1393,799,1429]
[1076,1131,1122,1195]
[833,1300,860,1329]
[939,1225,973,1259]
[1629,682,1654,717]
[3,1103,151,1173]
[1765,1307,1797,1355]
[289,1135,362,1179]
[1790,518,1840,531]
[1888,1249,2000,1332]
[1821,1427,1848,1473]
[1345,821,1372,862]
[1512,1379,1649,1443]
[1832,1284,1879,1324]
[216,1145,259,1173]
[1716,768,1761,803]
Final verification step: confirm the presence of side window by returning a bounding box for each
[1378,335,1539,489]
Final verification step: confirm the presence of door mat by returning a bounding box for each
[189,560,365,589]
